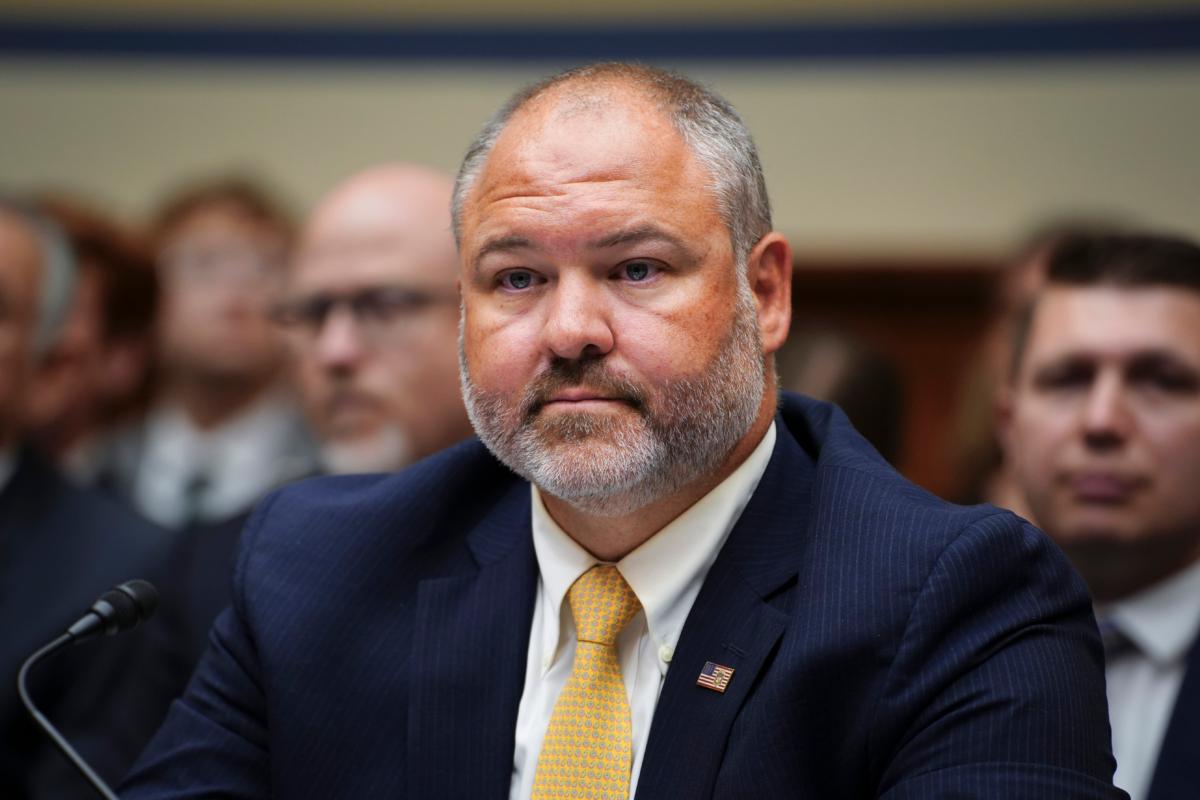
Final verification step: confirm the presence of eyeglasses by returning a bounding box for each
[272,285,458,342]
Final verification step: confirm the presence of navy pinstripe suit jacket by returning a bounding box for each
[122,394,1124,798]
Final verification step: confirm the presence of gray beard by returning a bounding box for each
[459,282,765,517]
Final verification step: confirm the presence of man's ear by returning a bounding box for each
[746,232,792,356]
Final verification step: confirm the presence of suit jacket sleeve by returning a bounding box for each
[873,511,1120,798]
[119,494,278,798]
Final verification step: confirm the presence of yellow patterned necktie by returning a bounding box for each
[531,565,642,800]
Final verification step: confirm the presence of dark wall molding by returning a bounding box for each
[1,10,1199,63]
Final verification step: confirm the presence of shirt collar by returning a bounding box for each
[531,422,778,674]
[1104,557,1200,666]
[140,391,312,524]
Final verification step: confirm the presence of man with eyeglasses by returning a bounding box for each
[276,163,472,474]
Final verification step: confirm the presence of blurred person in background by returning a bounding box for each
[156,163,473,681]
[0,199,168,798]
[107,177,318,532]
[998,231,1200,800]
[280,162,471,474]
[955,219,1125,510]
[23,195,159,484]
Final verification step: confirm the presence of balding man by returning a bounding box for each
[125,64,1119,798]
[279,163,470,473]
[0,201,167,798]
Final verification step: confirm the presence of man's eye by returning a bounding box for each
[1131,367,1200,395]
[499,270,537,291]
[1032,362,1094,391]
[359,293,415,322]
[618,259,659,282]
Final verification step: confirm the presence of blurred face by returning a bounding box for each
[156,204,287,384]
[283,234,464,472]
[0,214,41,448]
[22,265,104,437]
[1003,285,1200,591]
[458,90,773,516]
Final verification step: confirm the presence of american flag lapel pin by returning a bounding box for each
[696,661,735,693]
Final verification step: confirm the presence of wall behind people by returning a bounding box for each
[1,2,1198,256]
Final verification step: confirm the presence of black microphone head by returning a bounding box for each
[115,579,159,623]
[86,579,159,638]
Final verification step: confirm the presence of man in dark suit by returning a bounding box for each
[998,232,1200,800]
[123,63,1121,798]
[0,201,169,797]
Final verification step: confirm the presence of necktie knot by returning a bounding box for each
[568,565,640,646]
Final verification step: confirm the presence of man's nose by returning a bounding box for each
[541,274,614,361]
[1081,371,1132,448]
[314,305,366,370]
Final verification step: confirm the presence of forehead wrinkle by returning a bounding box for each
[587,224,694,255]
[478,167,641,210]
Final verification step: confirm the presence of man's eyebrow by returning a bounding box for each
[588,226,689,251]
[473,234,535,269]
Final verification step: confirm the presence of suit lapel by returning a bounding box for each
[407,483,538,799]
[636,420,815,799]
[1147,634,1200,800]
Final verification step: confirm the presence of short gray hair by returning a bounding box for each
[451,63,772,266]
[0,198,77,355]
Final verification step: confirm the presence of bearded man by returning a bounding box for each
[123,64,1121,799]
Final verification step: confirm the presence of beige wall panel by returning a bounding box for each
[1,59,1198,255]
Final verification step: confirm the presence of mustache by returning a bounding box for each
[522,357,647,421]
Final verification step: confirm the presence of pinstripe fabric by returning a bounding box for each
[121,394,1124,799]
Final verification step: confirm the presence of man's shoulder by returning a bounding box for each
[781,391,1013,534]
[243,437,524,557]
[773,392,1056,607]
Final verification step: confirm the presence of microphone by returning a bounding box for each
[17,579,160,800]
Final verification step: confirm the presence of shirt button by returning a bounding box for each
[658,644,674,664]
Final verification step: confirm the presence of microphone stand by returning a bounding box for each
[18,633,121,800]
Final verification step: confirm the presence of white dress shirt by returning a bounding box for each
[131,393,315,529]
[1101,558,1200,800]
[509,422,777,800]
